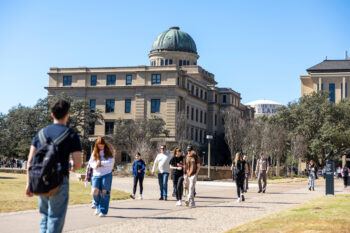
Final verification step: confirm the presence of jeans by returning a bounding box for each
[39,176,69,233]
[308,173,315,189]
[133,175,144,195]
[235,175,245,197]
[258,171,267,191]
[186,175,197,206]
[92,172,113,215]
[157,172,169,198]
[172,173,184,201]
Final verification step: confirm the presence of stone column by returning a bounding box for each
[318,77,322,92]
[343,77,346,99]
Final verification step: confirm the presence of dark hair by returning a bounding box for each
[51,100,70,120]
[136,152,141,157]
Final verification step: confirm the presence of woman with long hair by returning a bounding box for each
[231,152,246,202]
[170,147,185,206]
[89,137,115,217]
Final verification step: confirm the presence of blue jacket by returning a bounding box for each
[132,159,146,177]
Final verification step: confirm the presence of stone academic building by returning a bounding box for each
[300,57,350,167]
[46,27,254,161]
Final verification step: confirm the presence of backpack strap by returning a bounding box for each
[53,128,71,145]
[38,129,47,146]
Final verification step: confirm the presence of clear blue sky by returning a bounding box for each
[0,0,349,114]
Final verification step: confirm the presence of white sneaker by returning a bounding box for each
[94,209,99,215]
[98,213,106,217]
[91,203,96,209]
[237,198,241,203]
[138,194,143,200]
[176,200,182,206]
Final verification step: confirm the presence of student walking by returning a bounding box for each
[184,149,200,208]
[130,152,146,200]
[152,145,172,200]
[342,165,349,188]
[243,155,250,192]
[26,100,82,233]
[89,137,115,217]
[170,148,185,206]
[232,152,246,202]
[307,160,317,191]
[256,153,269,193]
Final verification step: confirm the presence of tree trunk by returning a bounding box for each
[276,158,280,177]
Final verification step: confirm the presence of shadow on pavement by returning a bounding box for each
[109,207,169,211]
[106,216,195,220]
[0,176,16,179]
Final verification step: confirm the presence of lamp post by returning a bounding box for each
[206,134,213,180]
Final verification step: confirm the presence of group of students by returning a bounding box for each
[130,145,201,208]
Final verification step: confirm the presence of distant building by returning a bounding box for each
[246,99,283,117]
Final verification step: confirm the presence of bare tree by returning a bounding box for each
[176,111,191,151]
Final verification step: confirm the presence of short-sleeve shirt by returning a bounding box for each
[31,124,82,176]
[170,156,184,176]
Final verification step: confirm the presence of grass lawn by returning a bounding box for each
[0,172,130,213]
[228,194,350,233]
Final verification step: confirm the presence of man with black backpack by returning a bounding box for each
[25,100,82,233]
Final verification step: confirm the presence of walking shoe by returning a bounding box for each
[237,198,241,203]
[312,188,315,191]
[190,204,196,208]
[176,200,182,206]
[98,213,106,217]
[262,190,266,193]
[138,194,143,200]
[185,200,189,206]
[172,193,176,197]
[258,190,262,193]
[94,209,100,215]
[241,195,245,202]
[91,203,96,209]
[309,187,311,191]
[164,197,167,201]
[130,194,135,199]
[159,197,164,200]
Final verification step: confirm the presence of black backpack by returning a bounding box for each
[29,128,70,195]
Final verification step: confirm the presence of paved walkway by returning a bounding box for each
[0,177,347,233]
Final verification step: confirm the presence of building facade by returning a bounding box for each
[300,59,350,103]
[46,27,253,159]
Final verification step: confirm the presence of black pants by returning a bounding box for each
[235,175,245,197]
[344,176,348,187]
[173,173,184,201]
[133,175,144,195]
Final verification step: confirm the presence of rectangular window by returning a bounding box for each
[105,122,114,135]
[191,127,194,140]
[195,109,198,122]
[63,75,72,86]
[199,130,203,143]
[187,82,190,90]
[195,129,198,142]
[346,82,348,98]
[160,59,164,66]
[169,59,173,65]
[215,94,218,103]
[200,90,203,99]
[204,112,207,124]
[88,122,95,135]
[215,114,217,126]
[191,107,194,120]
[223,95,227,104]
[165,59,168,65]
[125,74,132,85]
[196,87,199,97]
[187,106,190,119]
[204,92,207,100]
[329,83,335,103]
[179,60,183,66]
[200,110,203,123]
[151,99,160,113]
[191,85,195,95]
[125,99,131,113]
[90,75,97,86]
[106,75,116,85]
[177,77,180,86]
[89,99,96,112]
[151,74,161,85]
[105,99,115,113]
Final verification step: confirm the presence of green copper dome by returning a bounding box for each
[151,27,197,54]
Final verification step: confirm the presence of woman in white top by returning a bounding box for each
[89,137,115,217]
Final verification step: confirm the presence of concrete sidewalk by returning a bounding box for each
[0,178,347,233]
